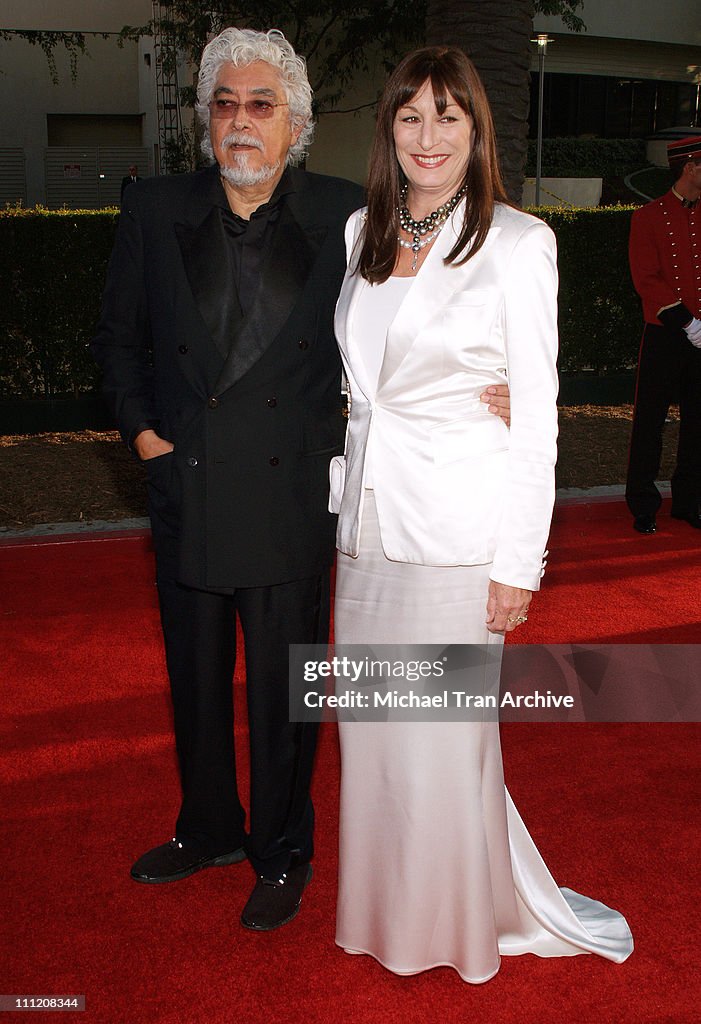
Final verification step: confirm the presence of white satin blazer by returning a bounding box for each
[330,201,559,592]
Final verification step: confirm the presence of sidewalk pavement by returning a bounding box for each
[1,484,669,543]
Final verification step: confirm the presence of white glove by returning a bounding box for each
[684,317,701,347]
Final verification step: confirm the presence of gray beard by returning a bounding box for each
[219,157,281,187]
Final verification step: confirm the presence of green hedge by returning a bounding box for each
[0,202,643,399]
[0,207,119,398]
[536,204,641,373]
[525,138,648,179]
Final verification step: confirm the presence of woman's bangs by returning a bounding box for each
[433,64,473,118]
[394,67,472,119]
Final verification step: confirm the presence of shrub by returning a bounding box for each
[535,204,641,373]
[525,138,648,179]
[0,203,645,402]
[0,206,118,398]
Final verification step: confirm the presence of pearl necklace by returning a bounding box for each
[397,226,445,269]
[397,183,467,270]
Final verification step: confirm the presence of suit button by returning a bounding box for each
[298,339,309,350]
[178,345,188,354]
[208,396,218,408]
[187,457,198,468]
[267,397,277,407]
[269,456,279,466]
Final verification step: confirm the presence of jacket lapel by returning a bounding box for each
[378,203,501,390]
[334,211,375,402]
[213,187,327,396]
[335,282,374,403]
[175,167,243,363]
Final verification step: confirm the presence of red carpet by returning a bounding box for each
[1,499,698,1024]
[516,496,701,644]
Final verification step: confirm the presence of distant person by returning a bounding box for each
[120,165,141,200]
[626,136,701,534]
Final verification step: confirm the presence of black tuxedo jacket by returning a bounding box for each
[93,164,363,589]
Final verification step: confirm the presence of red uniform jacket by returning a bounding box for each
[629,189,701,326]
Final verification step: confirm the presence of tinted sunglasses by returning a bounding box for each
[208,98,289,120]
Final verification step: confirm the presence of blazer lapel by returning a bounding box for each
[175,168,243,362]
[335,263,374,403]
[378,204,502,389]
[213,198,327,396]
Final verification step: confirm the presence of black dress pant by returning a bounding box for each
[146,458,328,879]
[625,324,701,517]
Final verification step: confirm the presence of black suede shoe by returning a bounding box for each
[633,514,656,534]
[130,838,246,884]
[240,862,313,931]
[671,510,701,529]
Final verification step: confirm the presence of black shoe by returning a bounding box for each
[130,838,246,884]
[240,862,313,931]
[671,510,701,529]
[633,514,656,534]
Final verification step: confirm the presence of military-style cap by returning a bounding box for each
[667,135,701,165]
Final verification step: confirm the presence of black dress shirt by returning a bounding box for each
[219,167,297,318]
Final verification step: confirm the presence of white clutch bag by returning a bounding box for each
[329,375,350,513]
[328,454,346,514]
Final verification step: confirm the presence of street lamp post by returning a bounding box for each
[532,34,553,206]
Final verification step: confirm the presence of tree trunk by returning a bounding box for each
[426,0,535,203]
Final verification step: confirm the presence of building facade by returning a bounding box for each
[0,0,172,207]
[1,1,699,207]
[530,1,700,139]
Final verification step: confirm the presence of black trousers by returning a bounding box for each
[146,464,327,879]
[625,323,701,517]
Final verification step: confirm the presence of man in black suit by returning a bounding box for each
[93,27,363,931]
[120,164,141,200]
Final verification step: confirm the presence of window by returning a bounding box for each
[529,74,700,139]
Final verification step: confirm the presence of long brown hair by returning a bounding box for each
[359,47,508,284]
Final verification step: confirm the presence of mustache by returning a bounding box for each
[221,132,264,151]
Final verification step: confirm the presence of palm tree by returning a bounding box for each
[426,1,584,202]
[426,0,535,202]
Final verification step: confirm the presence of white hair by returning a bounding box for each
[196,27,314,165]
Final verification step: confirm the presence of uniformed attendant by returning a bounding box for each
[626,135,701,534]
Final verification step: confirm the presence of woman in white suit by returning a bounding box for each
[331,47,633,982]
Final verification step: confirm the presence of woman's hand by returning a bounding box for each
[486,581,531,634]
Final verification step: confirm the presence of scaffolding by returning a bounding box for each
[152,2,183,174]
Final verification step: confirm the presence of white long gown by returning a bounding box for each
[333,264,633,981]
[334,491,634,985]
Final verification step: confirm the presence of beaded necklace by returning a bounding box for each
[397,182,468,270]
